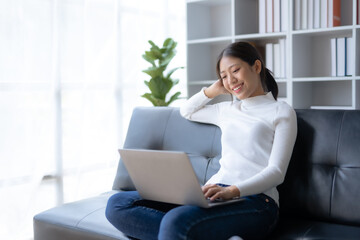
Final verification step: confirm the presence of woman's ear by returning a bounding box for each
[254,59,262,74]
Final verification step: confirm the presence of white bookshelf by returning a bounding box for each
[186,0,360,109]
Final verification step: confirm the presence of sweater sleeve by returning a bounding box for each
[180,88,221,126]
[235,103,298,197]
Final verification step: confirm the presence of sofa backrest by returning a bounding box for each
[112,107,222,191]
[112,107,360,227]
[278,109,360,227]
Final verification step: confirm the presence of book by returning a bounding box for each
[266,43,274,72]
[334,0,341,26]
[314,0,320,28]
[259,0,266,33]
[301,0,308,29]
[337,37,345,76]
[346,37,353,76]
[328,0,341,27]
[266,0,274,32]
[280,0,288,32]
[331,38,337,77]
[294,0,301,30]
[274,0,281,32]
[308,0,314,30]
[328,0,333,27]
[320,0,328,28]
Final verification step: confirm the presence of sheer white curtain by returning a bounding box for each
[0,0,186,239]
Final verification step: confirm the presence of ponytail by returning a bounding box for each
[216,41,279,101]
[264,68,278,100]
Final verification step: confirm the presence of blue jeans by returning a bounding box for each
[106,191,279,240]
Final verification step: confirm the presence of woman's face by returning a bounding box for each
[219,56,265,100]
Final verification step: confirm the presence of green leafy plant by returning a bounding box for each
[142,38,183,106]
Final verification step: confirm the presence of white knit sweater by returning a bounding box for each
[180,89,297,205]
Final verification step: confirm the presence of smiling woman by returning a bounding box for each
[106,42,297,240]
[0,0,186,239]
[176,42,297,239]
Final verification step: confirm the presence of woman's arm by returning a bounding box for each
[234,104,298,197]
[180,80,229,125]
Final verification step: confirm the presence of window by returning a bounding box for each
[0,0,186,238]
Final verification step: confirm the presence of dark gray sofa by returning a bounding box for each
[34,107,360,240]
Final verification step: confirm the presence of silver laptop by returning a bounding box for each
[118,148,244,208]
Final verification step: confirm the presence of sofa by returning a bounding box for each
[34,107,360,240]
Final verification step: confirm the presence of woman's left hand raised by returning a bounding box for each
[202,184,240,201]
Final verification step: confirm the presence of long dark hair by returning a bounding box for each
[216,41,278,100]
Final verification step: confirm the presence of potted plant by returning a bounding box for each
[142,38,183,106]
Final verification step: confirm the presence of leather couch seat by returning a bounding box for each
[34,107,360,240]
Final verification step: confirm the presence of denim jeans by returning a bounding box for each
[105,191,279,240]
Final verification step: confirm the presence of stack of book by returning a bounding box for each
[331,37,353,77]
[294,0,341,30]
[265,39,286,78]
[259,0,288,33]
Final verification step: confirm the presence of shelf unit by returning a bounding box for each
[186,0,360,109]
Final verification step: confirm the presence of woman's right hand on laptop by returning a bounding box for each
[202,184,240,201]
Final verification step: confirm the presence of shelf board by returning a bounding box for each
[189,79,288,86]
[187,0,206,3]
[293,76,354,82]
[187,0,230,5]
[276,78,287,83]
[187,36,233,44]
[292,26,353,37]
[187,32,289,44]
[235,32,287,40]
[188,80,216,85]
[310,105,354,110]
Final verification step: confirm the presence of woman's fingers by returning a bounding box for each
[209,191,223,201]
[204,187,220,199]
[202,184,241,201]
[201,184,217,193]
[202,185,225,200]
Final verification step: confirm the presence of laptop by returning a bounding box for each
[118,148,244,208]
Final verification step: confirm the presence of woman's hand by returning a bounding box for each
[202,184,240,201]
[204,79,230,99]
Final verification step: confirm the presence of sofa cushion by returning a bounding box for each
[112,107,222,191]
[270,218,360,240]
[33,191,128,240]
[278,110,360,226]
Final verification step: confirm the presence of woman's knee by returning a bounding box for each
[105,191,141,223]
[159,205,202,240]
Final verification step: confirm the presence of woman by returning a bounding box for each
[106,42,297,240]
